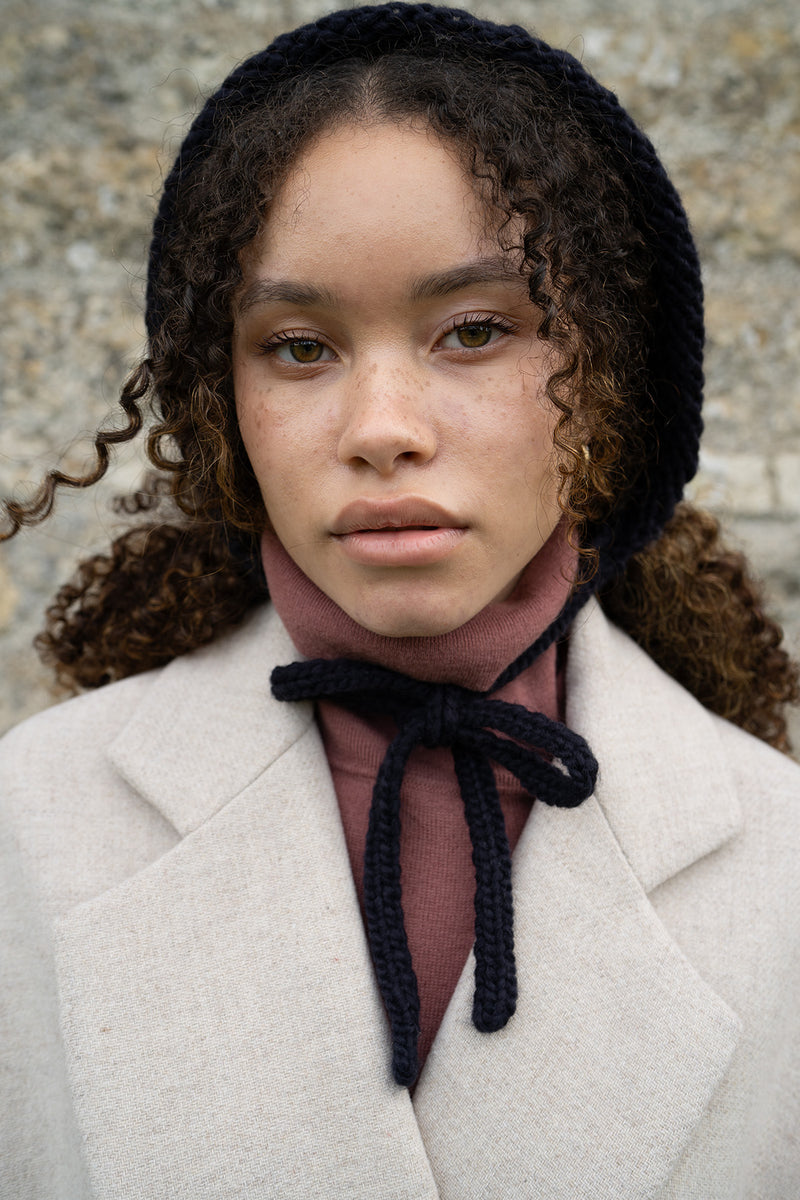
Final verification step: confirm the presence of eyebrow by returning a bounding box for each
[236,279,338,314]
[409,259,526,300]
[235,258,526,315]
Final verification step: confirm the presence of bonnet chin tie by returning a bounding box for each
[271,656,598,1086]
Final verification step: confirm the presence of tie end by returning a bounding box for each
[392,1045,420,1088]
[472,993,517,1033]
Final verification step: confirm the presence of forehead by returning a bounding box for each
[243,120,512,283]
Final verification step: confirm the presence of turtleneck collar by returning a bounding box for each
[260,522,577,693]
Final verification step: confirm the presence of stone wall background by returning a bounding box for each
[1,0,798,744]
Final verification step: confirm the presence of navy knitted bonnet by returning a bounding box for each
[146,3,704,1087]
[147,1,704,583]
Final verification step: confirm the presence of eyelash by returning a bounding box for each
[255,330,333,364]
[254,313,518,363]
[440,313,517,348]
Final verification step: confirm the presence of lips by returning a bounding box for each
[330,497,467,567]
[330,497,464,537]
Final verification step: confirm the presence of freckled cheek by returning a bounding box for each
[254,443,311,527]
[236,387,338,521]
[235,374,301,457]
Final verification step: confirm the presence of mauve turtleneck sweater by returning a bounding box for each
[262,524,576,1070]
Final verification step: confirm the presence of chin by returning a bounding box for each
[344,596,477,640]
[370,618,465,639]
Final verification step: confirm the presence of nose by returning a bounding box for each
[336,360,437,475]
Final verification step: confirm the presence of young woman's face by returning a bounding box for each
[233,121,563,637]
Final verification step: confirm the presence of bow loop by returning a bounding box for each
[271,651,597,1086]
[465,698,598,807]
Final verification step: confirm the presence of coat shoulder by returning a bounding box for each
[0,602,279,798]
[0,667,156,773]
[713,707,800,799]
[571,600,800,892]
[708,712,800,897]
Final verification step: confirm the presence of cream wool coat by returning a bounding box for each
[1,597,799,1199]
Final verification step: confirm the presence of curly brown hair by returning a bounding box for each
[2,51,797,748]
[601,505,798,752]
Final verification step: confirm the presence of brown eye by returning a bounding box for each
[455,324,494,348]
[288,339,324,363]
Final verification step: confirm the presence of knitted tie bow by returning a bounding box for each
[271,655,598,1086]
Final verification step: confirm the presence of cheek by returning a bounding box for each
[235,360,290,469]
[234,378,331,530]
[481,386,559,490]
[235,376,286,507]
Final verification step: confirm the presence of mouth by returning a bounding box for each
[352,523,438,534]
[331,498,467,567]
[331,497,463,537]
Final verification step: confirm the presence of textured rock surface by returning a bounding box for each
[1,0,798,745]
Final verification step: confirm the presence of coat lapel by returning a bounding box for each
[414,599,743,1199]
[54,607,439,1199]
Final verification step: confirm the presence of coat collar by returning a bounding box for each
[107,603,312,836]
[566,597,742,891]
[56,598,742,1198]
[60,604,441,1199]
[108,596,742,891]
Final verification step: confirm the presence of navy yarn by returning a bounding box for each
[272,657,598,1085]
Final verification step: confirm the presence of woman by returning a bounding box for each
[1,5,798,1197]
